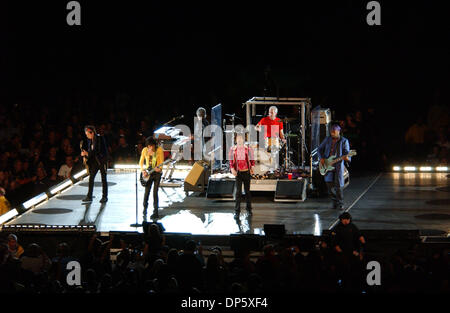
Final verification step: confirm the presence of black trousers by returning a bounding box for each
[235,170,252,211]
[143,172,162,212]
[87,160,108,198]
[325,173,343,208]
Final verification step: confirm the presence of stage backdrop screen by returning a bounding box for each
[310,106,321,166]
[211,103,222,171]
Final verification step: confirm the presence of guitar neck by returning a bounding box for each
[330,154,348,165]
[146,159,171,173]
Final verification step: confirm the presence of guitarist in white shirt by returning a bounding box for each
[318,124,351,210]
[139,137,164,219]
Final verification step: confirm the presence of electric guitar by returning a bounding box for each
[319,150,357,176]
[139,155,181,187]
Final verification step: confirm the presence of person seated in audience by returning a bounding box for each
[58,156,74,179]
[0,187,11,217]
[7,234,24,259]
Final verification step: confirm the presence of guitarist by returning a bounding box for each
[318,124,351,210]
[140,137,164,219]
[81,125,109,203]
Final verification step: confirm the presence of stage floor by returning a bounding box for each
[6,170,450,236]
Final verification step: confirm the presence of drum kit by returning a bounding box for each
[221,113,302,178]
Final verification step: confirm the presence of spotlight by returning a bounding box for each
[73,169,88,179]
[404,166,416,171]
[114,164,140,169]
[0,209,18,224]
[436,166,449,172]
[22,193,48,209]
[419,166,432,172]
[393,166,401,171]
[49,180,73,195]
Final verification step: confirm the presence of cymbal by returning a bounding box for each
[225,113,242,120]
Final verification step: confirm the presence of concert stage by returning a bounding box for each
[4,170,450,237]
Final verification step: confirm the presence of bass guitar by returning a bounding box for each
[319,150,357,176]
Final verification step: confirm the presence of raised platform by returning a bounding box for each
[4,170,450,237]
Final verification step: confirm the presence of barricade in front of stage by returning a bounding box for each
[1,225,448,262]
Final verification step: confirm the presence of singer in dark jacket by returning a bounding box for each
[81,125,109,203]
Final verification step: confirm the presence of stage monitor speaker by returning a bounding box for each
[185,162,205,186]
[206,179,235,200]
[184,161,209,192]
[263,224,286,240]
[274,179,308,202]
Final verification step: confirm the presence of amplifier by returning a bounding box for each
[319,108,331,124]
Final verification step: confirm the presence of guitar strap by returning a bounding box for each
[330,136,340,157]
[337,138,349,169]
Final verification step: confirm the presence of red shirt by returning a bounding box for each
[229,145,255,171]
[257,116,283,138]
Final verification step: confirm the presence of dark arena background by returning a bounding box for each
[0,0,449,301]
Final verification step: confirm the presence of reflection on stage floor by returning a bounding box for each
[6,170,450,237]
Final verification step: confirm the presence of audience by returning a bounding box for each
[0,95,447,294]
[0,230,447,294]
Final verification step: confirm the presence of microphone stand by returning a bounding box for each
[130,144,142,227]
[162,115,184,126]
[163,118,176,126]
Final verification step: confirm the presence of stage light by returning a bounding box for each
[1,224,96,231]
[49,180,73,195]
[404,166,416,171]
[114,164,191,170]
[22,193,48,209]
[171,165,193,170]
[73,169,88,179]
[0,209,18,224]
[393,166,401,171]
[114,164,140,169]
[436,166,448,172]
[419,166,432,172]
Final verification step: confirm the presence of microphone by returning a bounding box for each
[169,115,184,122]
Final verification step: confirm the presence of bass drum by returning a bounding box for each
[253,147,272,175]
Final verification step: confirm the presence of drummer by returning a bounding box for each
[255,106,286,151]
